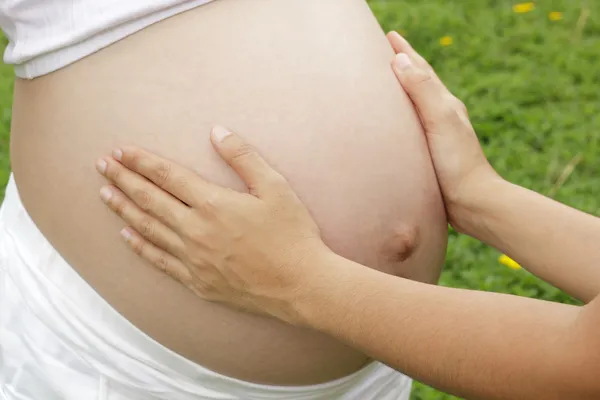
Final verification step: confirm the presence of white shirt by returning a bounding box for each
[0,0,214,79]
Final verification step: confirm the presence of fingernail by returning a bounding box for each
[96,159,107,174]
[212,125,233,142]
[100,186,113,202]
[120,227,133,241]
[394,53,412,70]
[113,149,123,161]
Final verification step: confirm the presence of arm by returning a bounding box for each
[388,33,600,302]
[456,178,600,302]
[299,252,600,400]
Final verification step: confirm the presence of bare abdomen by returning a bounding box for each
[10,0,447,385]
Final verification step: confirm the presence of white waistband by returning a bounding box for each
[0,175,411,399]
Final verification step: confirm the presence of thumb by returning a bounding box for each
[392,53,455,131]
[210,125,289,197]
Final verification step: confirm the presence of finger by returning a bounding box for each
[387,31,439,78]
[113,146,224,207]
[120,227,192,284]
[392,53,464,131]
[100,185,185,257]
[97,156,189,230]
[210,125,291,198]
[387,31,409,54]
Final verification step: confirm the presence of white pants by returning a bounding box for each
[0,175,412,399]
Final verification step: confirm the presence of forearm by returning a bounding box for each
[297,253,598,400]
[454,177,600,302]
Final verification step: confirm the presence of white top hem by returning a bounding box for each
[12,0,213,79]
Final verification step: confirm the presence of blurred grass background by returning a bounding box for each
[0,1,598,399]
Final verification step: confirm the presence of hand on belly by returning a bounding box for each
[95,122,445,325]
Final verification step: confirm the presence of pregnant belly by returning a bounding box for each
[9,0,447,385]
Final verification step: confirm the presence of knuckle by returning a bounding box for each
[161,206,180,225]
[230,143,256,164]
[171,175,189,192]
[111,196,127,217]
[130,239,145,256]
[185,228,209,246]
[106,164,120,182]
[195,272,226,297]
[207,192,222,207]
[154,254,170,272]
[189,230,207,244]
[202,273,221,290]
[186,253,207,272]
[440,95,464,122]
[139,218,156,240]
[451,95,468,114]
[134,188,153,211]
[407,69,434,86]
[198,193,221,214]
[425,63,436,75]
[154,161,173,188]
[173,175,196,206]
[127,150,142,170]
[191,280,212,298]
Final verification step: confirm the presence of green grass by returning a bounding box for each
[0,35,12,198]
[0,1,598,399]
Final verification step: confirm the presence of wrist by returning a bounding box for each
[291,249,362,329]
[446,167,508,235]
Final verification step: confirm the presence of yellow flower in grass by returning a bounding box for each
[499,254,521,270]
[440,36,453,46]
[549,11,563,21]
[513,2,535,13]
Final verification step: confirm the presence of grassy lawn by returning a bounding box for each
[0,1,598,399]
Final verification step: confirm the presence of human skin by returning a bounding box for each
[9,0,447,384]
[96,32,600,399]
